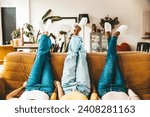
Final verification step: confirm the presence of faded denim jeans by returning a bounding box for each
[97,36,127,97]
[61,35,91,97]
[26,34,54,96]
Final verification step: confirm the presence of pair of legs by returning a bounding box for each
[61,35,91,97]
[97,23,128,97]
[26,34,54,96]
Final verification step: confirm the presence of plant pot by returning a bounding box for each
[13,39,19,46]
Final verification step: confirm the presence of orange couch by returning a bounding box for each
[0,45,14,64]
[0,52,150,100]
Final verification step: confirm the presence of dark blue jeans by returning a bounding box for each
[25,35,54,96]
[97,36,127,97]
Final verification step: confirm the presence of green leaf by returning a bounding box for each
[43,16,62,24]
[42,9,52,20]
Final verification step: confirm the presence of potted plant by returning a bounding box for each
[23,23,35,43]
[23,23,41,44]
[11,28,21,39]
[11,28,21,46]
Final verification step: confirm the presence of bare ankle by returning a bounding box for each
[114,31,120,37]
[105,32,111,38]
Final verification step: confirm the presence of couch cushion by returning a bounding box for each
[1,52,66,89]
[1,52,35,89]
[119,52,150,99]
[0,45,14,65]
[87,52,106,85]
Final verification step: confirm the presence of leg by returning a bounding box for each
[112,58,126,92]
[40,55,54,96]
[97,36,118,97]
[112,28,128,91]
[26,53,46,89]
[98,25,128,97]
[76,44,91,97]
[26,34,52,91]
[105,32,111,46]
[38,34,52,54]
[61,36,82,94]
[61,53,77,93]
[107,36,111,47]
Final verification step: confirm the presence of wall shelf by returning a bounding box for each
[142,37,150,39]
[90,32,107,52]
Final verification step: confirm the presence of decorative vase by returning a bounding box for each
[13,39,19,46]
[91,24,97,33]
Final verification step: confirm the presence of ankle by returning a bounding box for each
[113,31,120,37]
[105,32,111,38]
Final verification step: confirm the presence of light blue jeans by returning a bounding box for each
[97,36,127,97]
[25,35,54,96]
[61,35,91,97]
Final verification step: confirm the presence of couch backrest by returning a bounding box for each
[0,45,14,64]
[119,52,150,99]
[1,52,150,99]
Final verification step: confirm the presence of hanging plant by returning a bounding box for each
[42,9,52,20]
[42,9,62,24]
[43,16,62,24]
[100,15,120,29]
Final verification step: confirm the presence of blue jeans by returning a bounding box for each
[61,35,91,97]
[97,36,127,97]
[25,35,54,96]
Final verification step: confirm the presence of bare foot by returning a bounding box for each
[55,80,61,87]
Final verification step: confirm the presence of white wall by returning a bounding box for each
[0,0,16,7]
[29,0,150,51]
[0,0,29,44]
[0,0,16,44]
[15,0,30,28]
[0,0,30,28]
[1,0,150,50]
